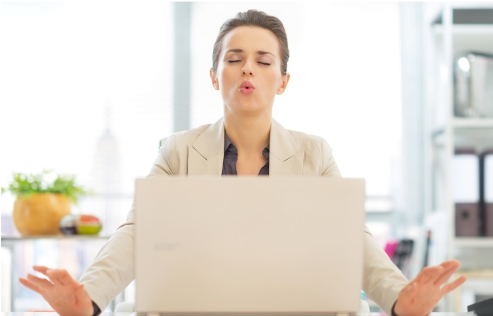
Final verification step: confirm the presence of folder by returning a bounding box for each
[453,150,480,237]
[483,150,493,237]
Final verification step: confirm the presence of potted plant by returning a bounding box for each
[1,171,88,236]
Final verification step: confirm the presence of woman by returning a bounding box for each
[20,10,465,316]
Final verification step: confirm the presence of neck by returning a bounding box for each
[223,112,271,156]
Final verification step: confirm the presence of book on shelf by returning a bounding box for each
[482,150,493,237]
[385,239,414,277]
[453,149,481,237]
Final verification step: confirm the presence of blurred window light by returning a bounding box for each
[458,57,471,72]
[0,1,174,231]
[0,1,173,311]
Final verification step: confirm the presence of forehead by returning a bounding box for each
[221,26,280,55]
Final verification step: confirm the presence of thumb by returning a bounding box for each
[74,284,91,304]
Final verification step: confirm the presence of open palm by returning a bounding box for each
[19,266,93,316]
[394,260,466,316]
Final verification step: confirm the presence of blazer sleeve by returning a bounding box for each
[320,138,342,177]
[362,228,408,315]
[79,135,176,311]
[319,137,408,314]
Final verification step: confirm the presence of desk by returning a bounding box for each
[0,313,475,316]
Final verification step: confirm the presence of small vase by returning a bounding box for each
[13,193,71,236]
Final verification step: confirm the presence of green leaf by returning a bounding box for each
[3,171,89,204]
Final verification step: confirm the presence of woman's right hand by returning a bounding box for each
[19,266,94,316]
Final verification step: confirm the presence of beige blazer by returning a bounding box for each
[79,118,408,315]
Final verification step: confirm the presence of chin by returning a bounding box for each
[224,97,272,115]
[232,103,268,114]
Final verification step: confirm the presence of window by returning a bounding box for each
[0,1,173,311]
[0,1,174,234]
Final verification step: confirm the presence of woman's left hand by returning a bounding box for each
[393,260,466,316]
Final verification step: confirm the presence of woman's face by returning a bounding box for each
[210,26,290,116]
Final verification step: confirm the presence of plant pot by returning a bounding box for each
[13,193,71,236]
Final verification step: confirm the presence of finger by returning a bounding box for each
[27,274,54,290]
[441,275,467,295]
[33,265,51,276]
[439,260,459,270]
[76,284,88,297]
[19,277,41,293]
[46,269,77,287]
[33,266,56,281]
[433,263,460,286]
[416,266,442,284]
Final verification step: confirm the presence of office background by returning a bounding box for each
[0,0,492,313]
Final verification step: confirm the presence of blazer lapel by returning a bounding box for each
[187,118,304,176]
[269,119,304,176]
[188,118,225,175]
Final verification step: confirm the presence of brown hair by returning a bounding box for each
[211,9,289,76]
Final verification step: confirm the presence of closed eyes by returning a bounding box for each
[227,60,271,66]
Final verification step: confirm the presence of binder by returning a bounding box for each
[453,149,480,237]
[482,150,493,237]
[423,230,432,269]
[391,239,414,277]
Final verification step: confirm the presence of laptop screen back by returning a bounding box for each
[135,177,365,315]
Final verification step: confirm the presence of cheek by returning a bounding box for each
[267,71,283,90]
[219,69,237,98]
[219,69,235,88]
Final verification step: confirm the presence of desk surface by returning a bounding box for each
[0,313,475,316]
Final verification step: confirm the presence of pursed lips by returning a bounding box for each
[239,80,255,95]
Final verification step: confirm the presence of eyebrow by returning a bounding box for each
[225,49,276,57]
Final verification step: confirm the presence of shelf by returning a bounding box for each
[1,235,110,242]
[434,24,493,54]
[434,8,493,25]
[451,4,493,10]
[431,118,493,141]
[455,237,493,248]
[453,118,493,129]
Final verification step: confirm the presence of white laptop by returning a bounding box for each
[134,177,365,315]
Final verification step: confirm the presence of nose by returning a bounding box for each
[241,62,254,76]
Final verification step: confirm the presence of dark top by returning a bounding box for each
[222,133,270,175]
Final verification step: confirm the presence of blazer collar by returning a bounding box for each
[269,119,303,175]
[269,119,300,162]
[191,118,225,160]
[189,118,301,175]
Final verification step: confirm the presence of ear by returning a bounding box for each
[276,73,290,95]
[210,69,219,90]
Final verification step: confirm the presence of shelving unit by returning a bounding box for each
[0,235,131,312]
[453,118,493,128]
[433,24,493,53]
[455,238,493,248]
[422,3,493,312]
